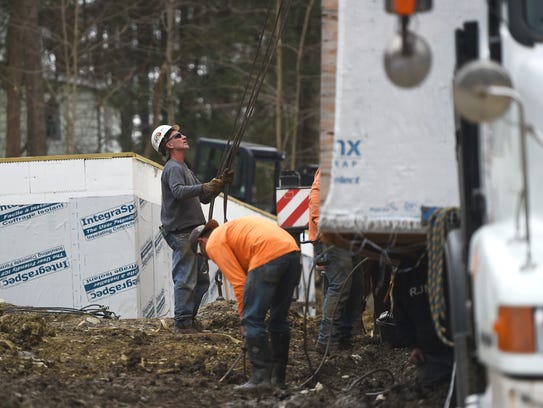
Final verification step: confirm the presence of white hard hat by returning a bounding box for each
[151,125,173,155]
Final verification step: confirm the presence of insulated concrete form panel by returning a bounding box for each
[0,153,315,318]
[0,154,171,319]
[1,163,31,196]
[83,158,134,195]
[0,202,74,307]
[28,159,86,194]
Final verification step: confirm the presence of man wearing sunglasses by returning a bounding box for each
[151,124,234,333]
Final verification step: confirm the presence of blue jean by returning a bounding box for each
[317,245,359,344]
[241,251,301,338]
[164,232,210,327]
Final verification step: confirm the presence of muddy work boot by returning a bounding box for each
[172,323,199,334]
[234,336,271,391]
[270,332,290,389]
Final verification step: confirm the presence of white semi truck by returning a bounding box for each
[319,0,543,406]
[446,2,543,406]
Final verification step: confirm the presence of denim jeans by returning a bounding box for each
[164,232,210,327]
[241,251,301,338]
[317,244,357,344]
[338,255,365,339]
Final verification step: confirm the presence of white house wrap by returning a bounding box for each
[319,0,485,234]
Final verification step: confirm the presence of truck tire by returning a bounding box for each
[445,228,485,406]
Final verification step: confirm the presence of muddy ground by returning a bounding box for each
[0,299,451,408]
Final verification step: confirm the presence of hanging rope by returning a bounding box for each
[208,0,293,222]
[427,207,459,347]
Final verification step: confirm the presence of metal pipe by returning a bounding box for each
[486,86,535,270]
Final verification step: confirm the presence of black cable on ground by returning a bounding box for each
[218,349,245,383]
[344,368,395,394]
[1,304,120,319]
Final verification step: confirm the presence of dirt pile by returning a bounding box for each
[0,300,449,407]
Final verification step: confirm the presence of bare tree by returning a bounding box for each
[275,0,283,151]
[5,0,47,157]
[5,0,26,157]
[165,0,175,124]
[144,0,176,159]
[2,1,321,163]
[61,0,79,154]
[24,0,47,156]
[287,0,314,170]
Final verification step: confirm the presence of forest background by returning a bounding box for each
[1,0,321,169]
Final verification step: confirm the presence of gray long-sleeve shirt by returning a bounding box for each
[160,159,210,232]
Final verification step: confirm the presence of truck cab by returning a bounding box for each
[451,2,543,406]
[192,137,285,214]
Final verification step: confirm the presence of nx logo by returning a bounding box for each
[335,139,361,156]
[334,139,361,169]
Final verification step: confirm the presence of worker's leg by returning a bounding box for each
[317,245,353,348]
[191,254,210,320]
[239,252,300,389]
[237,259,279,389]
[338,256,365,346]
[268,252,302,388]
[165,232,201,329]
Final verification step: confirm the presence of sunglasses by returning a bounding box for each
[167,131,184,142]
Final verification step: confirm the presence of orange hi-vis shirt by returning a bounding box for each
[205,216,301,317]
[308,168,320,242]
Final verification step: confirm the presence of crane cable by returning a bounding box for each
[208,0,293,222]
[206,0,292,313]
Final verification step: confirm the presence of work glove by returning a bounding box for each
[220,169,235,184]
[202,178,224,196]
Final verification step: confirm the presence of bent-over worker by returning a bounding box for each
[189,216,301,389]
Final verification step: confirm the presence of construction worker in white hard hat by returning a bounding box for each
[151,124,234,333]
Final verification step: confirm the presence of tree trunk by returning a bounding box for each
[166,0,175,124]
[289,0,314,170]
[275,0,283,151]
[144,0,175,160]
[5,0,26,157]
[24,0,47,156]
[144,62,167,159]
[61,0,79,154]
[119,109,135,152]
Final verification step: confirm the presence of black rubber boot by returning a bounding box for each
[234,336,271,390]
[270,332,290,388]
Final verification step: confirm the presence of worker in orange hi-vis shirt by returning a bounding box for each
[189,216,301,390]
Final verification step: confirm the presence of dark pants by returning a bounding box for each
[164,231,210,327]
[242,251,302,338]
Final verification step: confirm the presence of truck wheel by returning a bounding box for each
[445,228,485,406]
